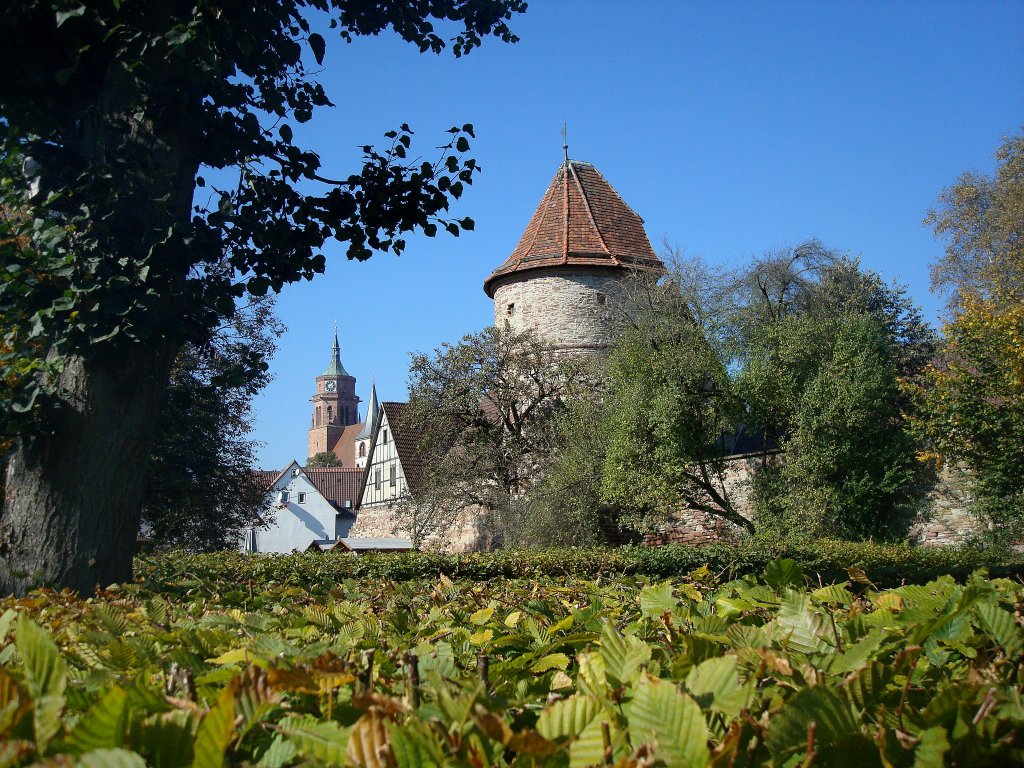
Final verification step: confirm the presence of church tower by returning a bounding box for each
[307,327,360,460]
[483,156,664,353]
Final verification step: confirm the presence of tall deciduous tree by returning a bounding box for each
[405,325,584,548]
[0,0,525,594]
[599,264,750,533]
[141,296,284,551]
[736,245,928,539]
[911,130,1024,542]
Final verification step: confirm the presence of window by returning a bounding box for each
[358,443,366,458]
[389,464,396,487]
[507,302,515,316]
[278,491,289,504]
[382,429,388,444]
[596,292,606,305]
[315,406,321,426]
[327,405,333,423]
[291,468,299,477]
[297,492,306,504]
[374,468,381,490]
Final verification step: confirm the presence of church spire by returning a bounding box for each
[323,323,349,377]
[356,379,380,439]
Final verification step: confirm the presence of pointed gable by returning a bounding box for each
[484,159,664,296]
[358,401,431,506]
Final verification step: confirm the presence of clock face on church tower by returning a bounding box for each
[324,380,336,392]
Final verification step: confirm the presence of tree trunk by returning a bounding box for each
[0,341,177,596]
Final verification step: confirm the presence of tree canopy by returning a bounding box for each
[911,130,1024,543]
[0,0,525,594]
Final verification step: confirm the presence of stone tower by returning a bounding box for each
[483,158,664,352]
[307,327,360,459]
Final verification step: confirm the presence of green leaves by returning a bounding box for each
[2,558,1024,766]
[16,613,66,752]
[973,602,1023,658]
[628,676,709,768]
[599,621,651,688]
[774,590,831,656]
[537,695,599,741]
[276,715,350,764]
[192,684,236,768]
[763,558,803,592]
[766,686,861,762]
[66,686,129,753]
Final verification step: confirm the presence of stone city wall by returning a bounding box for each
[648,455,980,547]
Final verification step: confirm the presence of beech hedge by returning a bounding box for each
[135,539,1024,594]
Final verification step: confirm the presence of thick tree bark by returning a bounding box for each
[0,48,201,596]
[1,341,177,596]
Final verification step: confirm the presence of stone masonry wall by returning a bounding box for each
[643,454,767,546]
[492,267,626,352]
[350,500,482,552]
[648,455,981,547]
[908,466,977,546]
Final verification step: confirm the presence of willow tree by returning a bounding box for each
[0,0,525,595]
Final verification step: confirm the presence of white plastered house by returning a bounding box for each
[243,461,361,553]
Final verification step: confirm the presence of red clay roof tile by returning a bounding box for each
[484,160,663,296]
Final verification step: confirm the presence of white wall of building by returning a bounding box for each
[250,463,354,553]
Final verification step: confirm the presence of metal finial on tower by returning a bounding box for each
[561,123,569,163]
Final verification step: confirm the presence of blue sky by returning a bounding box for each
[251,1,1024,469]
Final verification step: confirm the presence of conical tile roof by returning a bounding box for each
[483,159,663,297]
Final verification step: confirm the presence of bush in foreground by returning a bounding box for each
[135,540,1024,596]
[0,559,1022,765]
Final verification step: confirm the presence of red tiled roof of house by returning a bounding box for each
[484,159,664,296]
[382,402,427,494]
[302,467,362,512]
[252,469,281,492]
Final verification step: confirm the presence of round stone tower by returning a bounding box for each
[483,158,664,353]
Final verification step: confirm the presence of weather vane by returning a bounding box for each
[562,123,568,163]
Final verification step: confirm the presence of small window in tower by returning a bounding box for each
[359,443,366,458]
[596,292,606,305]
[297,492,306,504]
[507,302,515,316]
[327,406,333,423]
